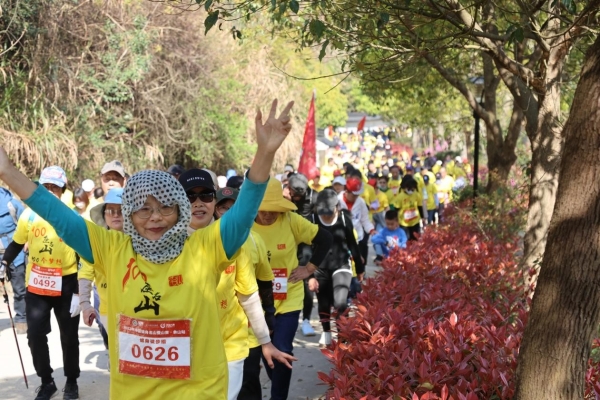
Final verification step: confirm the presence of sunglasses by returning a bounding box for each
[187,191,215,203]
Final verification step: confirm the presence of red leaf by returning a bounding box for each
[449,312,458,327]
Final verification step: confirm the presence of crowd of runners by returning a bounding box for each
[0,103,470,400]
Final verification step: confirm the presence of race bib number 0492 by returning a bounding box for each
[28,264,62,296]
[118,315,191,380]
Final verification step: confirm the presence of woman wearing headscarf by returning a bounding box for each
[252,179,333,400]
[0,100,294,400]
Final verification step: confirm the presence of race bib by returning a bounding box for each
[272,268,288,300]
[28,264,62,296]
[118,315,191,380]
[370,200,380,210]
[404,209,418,222]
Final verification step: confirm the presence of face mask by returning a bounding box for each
[405,190,414,195]
[75,201,86,210]
[378,185,387,191]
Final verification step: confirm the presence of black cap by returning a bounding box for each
[178,168,216,192]
[288,173,309,194]
[316,189,339,215]
[167,164,186,176]
[216,187,239,204]
[226,175,244,189]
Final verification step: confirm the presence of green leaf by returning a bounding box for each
[204,0,213,11]
[309,19,326,38]
[236,30,242,39]
[379,12,389,24]
[204,10,219,35]
[290,0,300,14]
[507,24,524,43]
[271,0,277,10]
[318,39,329,61]
[562,0,576,14]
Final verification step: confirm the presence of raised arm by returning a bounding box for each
[0,151,94,262]
[220,99,294,258]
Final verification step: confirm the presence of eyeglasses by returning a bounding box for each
[187,191,215,203]
[133,205,178,219]
[104,208,122,216]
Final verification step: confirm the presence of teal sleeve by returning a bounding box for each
[220,174,268,259]
[24,185,94,263]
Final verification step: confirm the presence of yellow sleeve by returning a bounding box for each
[289,212,319,246]
[234,248,258,296]
[85,220,124,277]
[78,259,96,281]
[191,219,239,274]
[250,232,274,281]
[380,192,389,209]
[12,208,32,245]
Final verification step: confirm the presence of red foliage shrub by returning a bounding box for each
[318,213,600,399]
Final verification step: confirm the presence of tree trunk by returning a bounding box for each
[485,105,522,194]
[514,35,600,400]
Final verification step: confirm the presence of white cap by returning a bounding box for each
[332,176,346,186]
[455,156,463,163]
[82,179,95,192]
[436,160,442,165]
[217,175,227,189]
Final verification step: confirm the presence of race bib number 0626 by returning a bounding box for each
[118,315,191,380]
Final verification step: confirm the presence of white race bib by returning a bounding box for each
[28,264,62,296]
[118,315,191,380]
[404,209,418,222]
[272,268,288,300]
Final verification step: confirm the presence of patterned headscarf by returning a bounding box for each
[121,170,191,264]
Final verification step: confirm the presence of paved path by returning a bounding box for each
[0,262,379,400]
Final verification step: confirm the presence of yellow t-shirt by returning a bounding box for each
[388,178,402,197]
[61,189,74,209]
[392,191,421,227]
[13,208,78,286]
[217,244,258,362]
[85,220,233,399]
[78,259,108,316]
[370,191,389,214]
[360,184,377,218]
[437,176,455,204]
[320,165,336,185]
[246,231,274,349]
[423,183,439,211]
[252,212,318,315]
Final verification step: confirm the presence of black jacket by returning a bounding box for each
[313,209,364,274]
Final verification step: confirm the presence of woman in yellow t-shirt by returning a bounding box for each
[1,166,81,399]
[178,170,293,400]
[215,187,278,400]
[252,179,333,400]
[392,175,422,240]
[0,100,295,400]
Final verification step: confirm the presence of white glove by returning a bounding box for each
[70,294,81,317]
[80,302,98,327]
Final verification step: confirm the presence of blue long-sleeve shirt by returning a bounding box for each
[0,188,26,266]
[371,226,408,257]
[24,176,268,263]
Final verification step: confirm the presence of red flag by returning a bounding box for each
[357,115,367,132]
[297,93,319,180]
